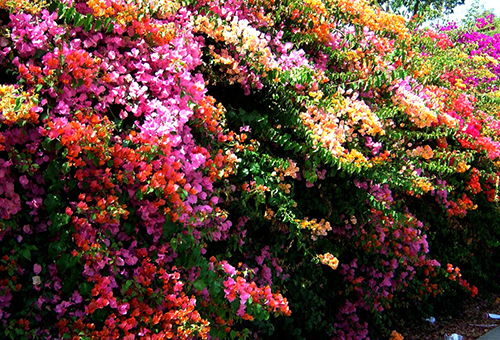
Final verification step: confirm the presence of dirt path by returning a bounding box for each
[399,293,500,340]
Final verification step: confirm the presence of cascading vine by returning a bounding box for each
[1,0,500,339]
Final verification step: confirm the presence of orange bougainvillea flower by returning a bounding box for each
[329,0,409,39]
[297,218,332,240]
[389,330,404,340]
[0,0,46,13]
[0,85,41,125]
[317,253,339,270]
[86,0,178,45]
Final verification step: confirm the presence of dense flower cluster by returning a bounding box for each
[1,0,500,339]
[0,85,41,125]
[317,252,339,270]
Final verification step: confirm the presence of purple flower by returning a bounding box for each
[33,264,42,275]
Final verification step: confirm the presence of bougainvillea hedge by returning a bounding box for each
[1,0,500,338]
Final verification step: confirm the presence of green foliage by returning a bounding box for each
[376,0,465,20]
[2,0,500,339]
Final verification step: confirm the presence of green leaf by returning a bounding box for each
[49,241,67,257]
[64,6,76,21]
[80,282,93,296]
[74,12,83,26]
[179,189,188,200]
[104,18,114,33]
[53,213,70,227]
[122,279,133,294]
[33,49,46,60]
[57,3,66,19]
[61,162,71,175]
[135,190,143,200]
[20,247,31,261]
[171,238,178,252]
[84,15,93,32]
[57,253,77,274]
[14,97,22,111]
[48,0,58,12]
[44,194,62,211]
[249,162,260,174]
[209,281,221,295]
[123,221,134,235]
[193,279,207,291]
[94,18,103,31]
[217,328,227,339]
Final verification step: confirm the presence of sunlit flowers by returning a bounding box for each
[0,85,41,125]
[297,218,332,240]
[330,0,409,39]
[317,253,339,270]
[407,145,434,160]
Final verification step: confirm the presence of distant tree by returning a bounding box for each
[462,0,486,23]
[374,0,465,20]
[461,0,499,33]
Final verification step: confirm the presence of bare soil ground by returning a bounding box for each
[398,293,500,340]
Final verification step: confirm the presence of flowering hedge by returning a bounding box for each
[1,0,500,338]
